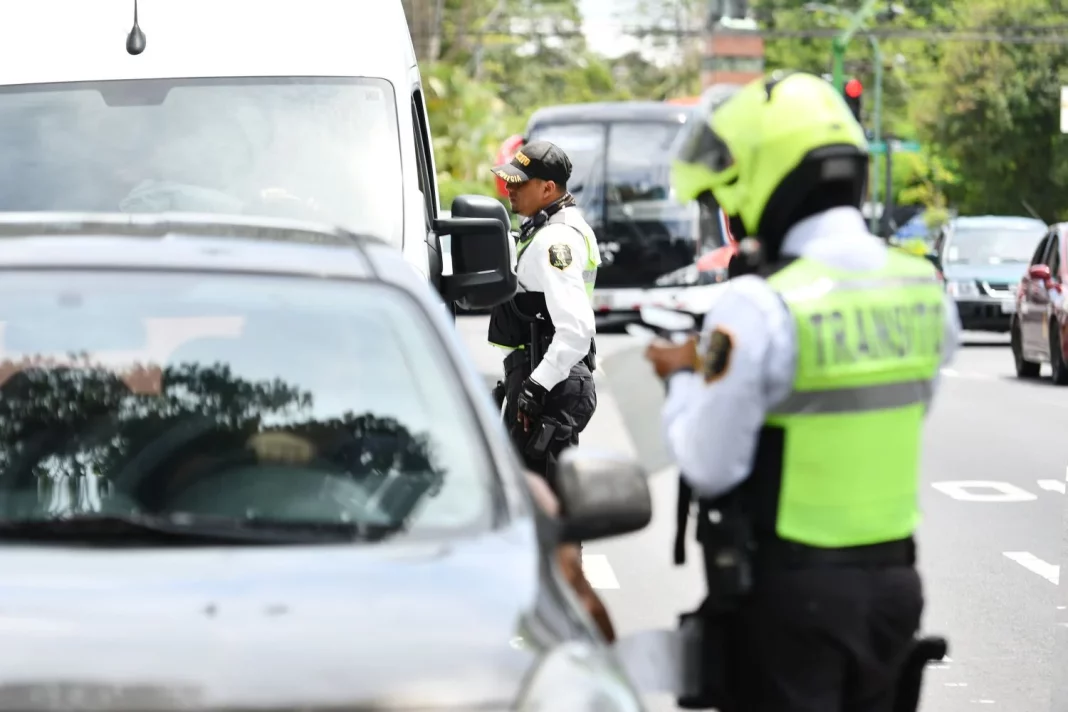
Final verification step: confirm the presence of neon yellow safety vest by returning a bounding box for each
[754,250,944,548]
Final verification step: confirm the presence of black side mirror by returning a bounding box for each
[434,195,516,309]
[554,448,652,543]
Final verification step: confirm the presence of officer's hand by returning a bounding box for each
[515,378,548,433]
[644,335,698,380]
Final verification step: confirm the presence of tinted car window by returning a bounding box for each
[0,272,493,534]
[0,78,403,245]
[606,122,681,205]
[525,122,606,227]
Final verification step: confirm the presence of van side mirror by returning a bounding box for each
[434,195,517,309]
[554,448,652,543]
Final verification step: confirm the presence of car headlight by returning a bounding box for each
[946,280,979,298]
[516,641,644,711]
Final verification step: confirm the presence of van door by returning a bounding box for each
[408,72,445,299]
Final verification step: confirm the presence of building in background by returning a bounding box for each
[701,1,764,88]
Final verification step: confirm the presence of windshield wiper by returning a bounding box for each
[0,513,402,546]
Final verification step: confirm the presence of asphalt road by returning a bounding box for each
[456,317,1067,712]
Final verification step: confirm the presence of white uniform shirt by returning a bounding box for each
[505,205,601,391]
[661,206,962,499]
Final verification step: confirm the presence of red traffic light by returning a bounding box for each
[844,78,863,99]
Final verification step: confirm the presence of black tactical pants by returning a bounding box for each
[500,357,597,491]
[723,565,924,712]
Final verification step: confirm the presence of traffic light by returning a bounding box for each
[843,77,863,123]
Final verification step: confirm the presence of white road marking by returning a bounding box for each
[582,554,620,590]
[940,368,996,380]
[931,480,1037,502]
[1039,479,1066,494]
[1003,552,1060,584]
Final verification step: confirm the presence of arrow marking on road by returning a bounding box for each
[1038,480,1066,494]
[1003,552,1060,584]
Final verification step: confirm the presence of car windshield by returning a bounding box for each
[0,272,493,536]
[0,77,403,245]
[945,227,1045,264]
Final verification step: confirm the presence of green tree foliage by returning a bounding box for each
[419,0,700,201]
[417,0,1068,223]
[914,0,1068,220]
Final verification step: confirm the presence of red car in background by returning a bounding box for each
[1012,221,1068,383]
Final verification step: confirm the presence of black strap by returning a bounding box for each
[755,537,916,569]
[673,476,692,565]
[502,341,597,377]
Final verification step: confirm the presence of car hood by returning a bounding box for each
[942,261,1028,284]
[0,523,544,710]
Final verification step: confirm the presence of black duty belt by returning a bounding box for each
[754,536,916,569]
[503,348,595,376]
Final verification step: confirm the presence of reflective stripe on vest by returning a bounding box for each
[762,250,944,549]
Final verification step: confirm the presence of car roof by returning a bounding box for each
[526,101,691,129]
[0,0,415,87]
[0,212,385,278]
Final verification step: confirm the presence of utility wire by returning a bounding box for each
[415,25,1068,45]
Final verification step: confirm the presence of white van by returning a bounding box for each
[0,0,515,309]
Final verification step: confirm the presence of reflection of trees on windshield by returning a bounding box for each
[0,361,444,526]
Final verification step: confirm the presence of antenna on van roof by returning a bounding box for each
[126,0,146,55]
[1020,198,1047,225]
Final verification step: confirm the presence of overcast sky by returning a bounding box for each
[579,0,641,57]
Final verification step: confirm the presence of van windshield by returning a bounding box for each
[0,77,403,245]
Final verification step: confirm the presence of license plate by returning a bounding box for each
[1001,300,1016,314]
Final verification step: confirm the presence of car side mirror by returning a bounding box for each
[554,448,652,543]
[434,195,517,309]
[923,252,941,271]
[1029,264,1052,282]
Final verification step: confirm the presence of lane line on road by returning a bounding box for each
[582,554,620,590]
[1003,551,1060,584]
[940,368,996,380]
[1039,479,1066,494]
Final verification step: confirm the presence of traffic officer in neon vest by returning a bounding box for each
[644,71,961,711]
[488,140,602,487]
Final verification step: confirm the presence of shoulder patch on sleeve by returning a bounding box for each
[701,327,735,383]
[548,243,573,270]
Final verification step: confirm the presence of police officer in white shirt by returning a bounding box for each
[487,140,602,488]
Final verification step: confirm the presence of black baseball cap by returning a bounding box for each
[491,140,572,186]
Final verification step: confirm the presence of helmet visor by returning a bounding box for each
[676,119,734,174]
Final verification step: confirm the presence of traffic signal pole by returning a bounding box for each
[825,0,885,234]
[865,35,884,234]
[830,0,882,92]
